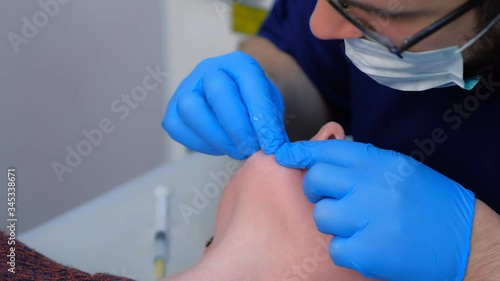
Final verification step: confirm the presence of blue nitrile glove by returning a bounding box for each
[275,140,476,281]
[162,51,288,160]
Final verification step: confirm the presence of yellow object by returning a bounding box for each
[232,3,269,35]
[155,258,165,280]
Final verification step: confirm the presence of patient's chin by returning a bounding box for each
[311,122,345,141]
[214,121,345,241]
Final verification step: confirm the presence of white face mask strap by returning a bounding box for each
[455,14,500,54]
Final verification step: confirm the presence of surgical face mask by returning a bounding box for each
[344,15,500,92]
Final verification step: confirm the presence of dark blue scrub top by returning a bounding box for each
[258,0,500,214]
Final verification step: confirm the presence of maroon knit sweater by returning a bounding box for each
[1,231,134,281]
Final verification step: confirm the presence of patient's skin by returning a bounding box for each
[167,122,377,281]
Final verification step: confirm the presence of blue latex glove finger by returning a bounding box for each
[178,88,247,159]
[163,51,288,159]
[275,140,376,169]
[165,67,248,159]
[163,94,224,156]
[276,139,475,281]
[249,82,289,155]
[223,58,288,154]
[328,236,381,279]
[314,198,362,238]
[303,162,354,203]
[162,117,224,157]
[204,69,259,157]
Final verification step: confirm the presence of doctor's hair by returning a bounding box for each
[463,0,499,78]
[477,0,499,30]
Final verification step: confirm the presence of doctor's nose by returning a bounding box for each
[309,0,363,40]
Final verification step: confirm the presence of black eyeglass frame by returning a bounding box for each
[327,0,485,58]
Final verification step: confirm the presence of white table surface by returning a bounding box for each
[19,153,243,281]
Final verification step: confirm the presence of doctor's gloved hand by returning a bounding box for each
[276,140,476,281]
[162,51,288,160]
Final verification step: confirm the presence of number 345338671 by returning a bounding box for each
[7,169,16,216]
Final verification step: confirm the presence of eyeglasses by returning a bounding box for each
[327,0,485,58]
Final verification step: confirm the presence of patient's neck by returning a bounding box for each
[168,244,287,281]
[167,229,333,281]
[165,253,256,281]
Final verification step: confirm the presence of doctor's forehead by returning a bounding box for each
[339,0,463,10]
